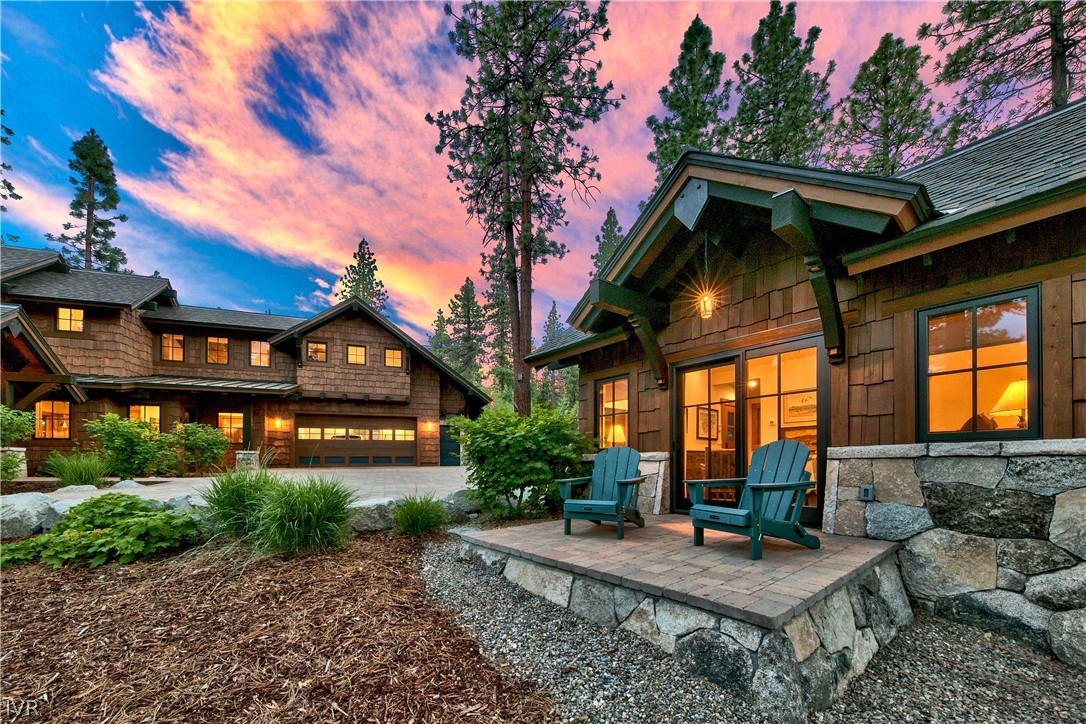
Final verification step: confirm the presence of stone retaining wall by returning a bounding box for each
[583,451,670,515]
[458,540,911,723]
[822,440,1086,668]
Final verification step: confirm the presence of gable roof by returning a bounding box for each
[140,305,305,333]
[0,303,87,403]
[269,297,491,403]
[4,267,175,309]
[0,246,66,281]
[844,99,1086,272]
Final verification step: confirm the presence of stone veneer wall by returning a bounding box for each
[458,541,912,723]
[822,439,1086,668]
[583,451,671,515]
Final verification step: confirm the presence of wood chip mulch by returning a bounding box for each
[0,536,552,722]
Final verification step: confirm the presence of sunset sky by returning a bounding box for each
[0,1,953,341]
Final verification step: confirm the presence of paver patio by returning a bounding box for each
[461,515,897,629]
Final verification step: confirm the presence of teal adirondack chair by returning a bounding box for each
[558,446,646,540]
[686,439,819,560]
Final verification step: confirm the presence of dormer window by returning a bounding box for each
[57,307,84,332]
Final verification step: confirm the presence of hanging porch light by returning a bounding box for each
[697,292,716,319]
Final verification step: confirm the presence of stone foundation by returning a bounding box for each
[583,451,671,514]
[823,440,1086,668]
[458,540,911,723]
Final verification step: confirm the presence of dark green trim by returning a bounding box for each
[524,326,630,368]
[627,315,668,389]
[589,280,670,326]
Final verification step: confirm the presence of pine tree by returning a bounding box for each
[45,129,128,271]
[591,207,624,277]
[1,110,22,216]
[428,0,621,415]
[481,263,514,403]
[645,15,731,186]
[428,307,454,362]
[919,1,1085,142]
[446,277,487,383]
[730,1,836,166]
[826,34,939,175]
[338,238,389,312]
[534,301,579,411]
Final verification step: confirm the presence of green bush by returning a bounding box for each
[0,404,35,447]
[453,405,592,518]
[84,414,177,478]
[171,422,232,474]
[252,476,355,553]
[43,451,111,488]
[1,493,203,568]
[201,468,281,538]
[1,451,23,484]
[394,493,447,536]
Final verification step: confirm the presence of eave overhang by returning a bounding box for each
[524,326,632,369]
[0,305,88,404]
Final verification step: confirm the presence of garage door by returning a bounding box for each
[295,415,417,466]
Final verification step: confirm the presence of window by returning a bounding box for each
[297,427,321,440]
[306,341,327,362]
[129,405,161,431]
[384,348,403,368]
[919,287,1039,440]
[207,336,229,365]
[394,429,415,441]
[34,401,70,439]
[325,427,347,440]
[217,412,244,443]
[347,345,367,365]
[161,333,184,362]
[374,429,394,441]
[596,376,629,448]
[348,428,370,440]
[56,307,84,332]
[250,340,270,367]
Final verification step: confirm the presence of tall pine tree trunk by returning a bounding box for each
[501,167,527,415]
[84,178,95,269]
[515,135,534,416]
[1050,1,1069,108]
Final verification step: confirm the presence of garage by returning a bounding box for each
[294,415,417,466]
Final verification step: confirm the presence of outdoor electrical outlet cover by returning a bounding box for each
[858,484,875,502]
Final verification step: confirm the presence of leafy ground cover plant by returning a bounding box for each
[0,493,203,568]
[253,476,355,553]
[43,451,111,487]
[394,493,447,536]
[201,468,281,538]
[453,406,592,518]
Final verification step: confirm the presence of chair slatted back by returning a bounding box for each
[737,440,811,521]
[590,447,642,505]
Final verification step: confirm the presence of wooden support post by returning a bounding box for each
[589,279,670,326]
[627,314,669,390]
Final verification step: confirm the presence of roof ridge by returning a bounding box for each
[897,98,1086,178]
[167,303,305,318]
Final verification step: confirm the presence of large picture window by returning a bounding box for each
[596,376,629,448]
[34,401,70,439]
[919,287,1039,440]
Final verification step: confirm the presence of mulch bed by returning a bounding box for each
[0,536,552,722]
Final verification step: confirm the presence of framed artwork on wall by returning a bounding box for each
[696,406,720,440]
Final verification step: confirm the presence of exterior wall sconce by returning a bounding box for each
[424,421,436,433]
[274,417,283,430]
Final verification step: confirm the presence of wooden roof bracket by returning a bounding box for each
[627,314,669,390]
[771,188,846,364]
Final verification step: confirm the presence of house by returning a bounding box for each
[0,246,488,473]
[526,99,1086,524]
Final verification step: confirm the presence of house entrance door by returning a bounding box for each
[676,360,740,510]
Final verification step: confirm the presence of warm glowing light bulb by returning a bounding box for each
[697,293,715,319]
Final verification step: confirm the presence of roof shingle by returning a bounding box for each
[140,305,305,332]
[5,267,172,308]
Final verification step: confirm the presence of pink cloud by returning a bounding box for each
[92,1,952,340]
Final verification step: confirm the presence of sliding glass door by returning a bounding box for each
[676,360,740,508]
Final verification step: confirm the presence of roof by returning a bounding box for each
[0,246,65,281]
[5,266,175,309]
[140,305,305,332]
[74,374,299,395]
[845,99,1086,270]
[269,297,491,402]
[1,303,88,403]
[524,326,632,368]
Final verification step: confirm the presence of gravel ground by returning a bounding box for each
[421,538,1086,724]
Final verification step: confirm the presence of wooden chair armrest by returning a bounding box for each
[746,480,817,491]
[616,477,645,486]
[556,477,592,500]
[686,478,746,505]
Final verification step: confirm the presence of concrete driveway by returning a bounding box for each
[45,466,469,504]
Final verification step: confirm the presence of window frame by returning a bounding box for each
[595,374,631,448]
[56,307,85,333]
[305,340,328,363]
[917,286,1041,442]
[128,404,162,431]
[384,348,403,368]
[250,340,271,367]
[161,333,185,362]
[34,400,71,439]
[346,344,367,366]
[206,336,229,365]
